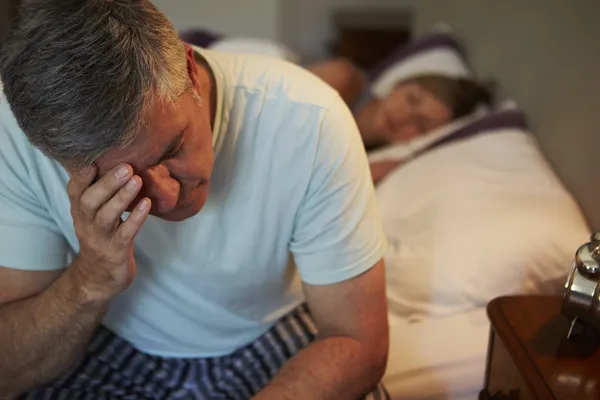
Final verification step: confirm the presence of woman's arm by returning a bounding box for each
[307,58,366,106]
[370,160,404,186]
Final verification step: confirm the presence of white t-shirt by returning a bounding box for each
[0,48,386,357]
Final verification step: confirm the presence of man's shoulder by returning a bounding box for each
[204,49,338,110]
[1,93,26,153]
[1,92,28,143]
[0,90,48,178]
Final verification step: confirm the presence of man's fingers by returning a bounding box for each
[78,164,133,220]
[113,198,151,246]
[95,176,143,232]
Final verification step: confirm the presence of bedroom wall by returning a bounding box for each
[280,0,417,62]
[0,0,19,51]
[152,0,280,40]
[414,0,600,229]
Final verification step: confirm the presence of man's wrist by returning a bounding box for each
[63,259,114,310]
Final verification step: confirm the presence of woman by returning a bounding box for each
[308,59,492,184]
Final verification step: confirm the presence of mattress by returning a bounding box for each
[383,308,490,400]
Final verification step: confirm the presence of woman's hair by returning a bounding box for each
[406,74,493,119]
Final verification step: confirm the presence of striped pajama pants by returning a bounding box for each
[22,304,389,400]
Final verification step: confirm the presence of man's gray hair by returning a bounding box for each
[0,0,192,169]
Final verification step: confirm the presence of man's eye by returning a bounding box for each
[166,141,185,160]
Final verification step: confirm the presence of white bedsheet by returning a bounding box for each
[384,308,490,400]
[375,106,589,399]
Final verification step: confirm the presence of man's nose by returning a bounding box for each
[142,167,179,213]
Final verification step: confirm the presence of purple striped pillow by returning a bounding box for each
[369,32,469,80]
[423,108,529,156]
[180,29,223,49]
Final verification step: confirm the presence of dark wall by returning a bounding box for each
[0,0,20,52]
[414,0,600,229]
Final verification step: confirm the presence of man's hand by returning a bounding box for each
[68,164,151,302]
[255,260,389,399]
[0,162,152,397]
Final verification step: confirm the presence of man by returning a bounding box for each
[0,1,389,399]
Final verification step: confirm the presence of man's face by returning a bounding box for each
[94,49,214,222]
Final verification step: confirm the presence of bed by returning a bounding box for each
[374,109,589,398]
[385,308,489,400]
[180,25,592,400]
[364,30,590,399]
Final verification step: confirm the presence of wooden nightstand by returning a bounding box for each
[482,296,600,399]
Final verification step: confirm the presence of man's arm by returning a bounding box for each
[254,259,389,400]
[0,266,107,399]
[0,163,151,398]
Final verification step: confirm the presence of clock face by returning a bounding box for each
[577,241,600,277]
[564,237,600,333]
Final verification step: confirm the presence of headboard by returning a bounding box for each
[0,0,19,51]
[413,0,600,229]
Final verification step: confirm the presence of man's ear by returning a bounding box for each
[184,44,201,93]
[65,163,97,182]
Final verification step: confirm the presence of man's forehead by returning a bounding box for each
[95,98,185,174]
[95,135,159,175]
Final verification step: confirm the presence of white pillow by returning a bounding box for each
[372,48,471,99]
[367,106,490,164]
[377,120,590,321]
[368,31,473,99]
[209,37,300,63]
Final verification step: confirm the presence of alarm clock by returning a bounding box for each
[563,232,600,333]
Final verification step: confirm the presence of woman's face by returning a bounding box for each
[373,82,453,143]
